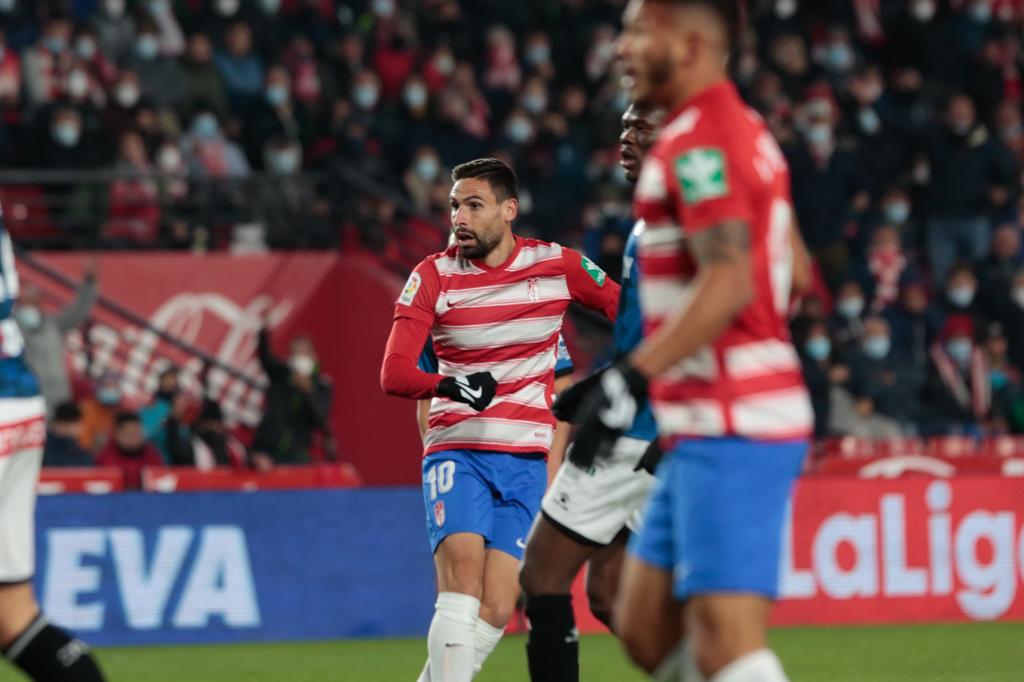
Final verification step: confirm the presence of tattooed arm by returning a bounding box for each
[630,220,753,378]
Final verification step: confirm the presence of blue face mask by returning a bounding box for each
[269,148,300,174]
[45,36,66,54]
[862,335,891,360]
[946,339,973,364]
[193,114,219,139]
[883,201,910,225]
[837,297,864,319]
[97,387,122,406]
[136,34,159,60]
[266,84,288,107]
[805,336,832,361]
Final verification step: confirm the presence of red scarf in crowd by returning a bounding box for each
[868,246,906,311]
[931,344,991,419]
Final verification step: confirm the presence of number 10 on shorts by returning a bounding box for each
[427,460,455,500]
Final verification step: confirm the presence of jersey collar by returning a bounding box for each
[472,234,522,272]
[665,79,736,126]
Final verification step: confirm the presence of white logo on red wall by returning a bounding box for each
[778,479,1024,623]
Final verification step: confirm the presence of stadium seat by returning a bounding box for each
[823,436,874,459]
[926,436,978,458]
[980,436,1024,458]
[873,437,925,457]
[0,184,60,243]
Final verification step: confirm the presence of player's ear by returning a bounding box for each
[503,198,518,223]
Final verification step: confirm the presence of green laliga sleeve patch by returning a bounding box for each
[580,256,607,287]
[675,147,728,204]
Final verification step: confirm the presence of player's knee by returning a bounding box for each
[478,598,515,630]
[618,622,662,674]
[584,581,614,629]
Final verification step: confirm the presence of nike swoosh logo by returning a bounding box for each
[516,538,527,549]
[460,386,483,399]
[445,643,465,648]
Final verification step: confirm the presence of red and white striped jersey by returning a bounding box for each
[396,236,619,455]
[634,81,812,443]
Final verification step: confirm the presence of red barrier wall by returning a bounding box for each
[22,251,423,485]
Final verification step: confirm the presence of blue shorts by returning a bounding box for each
[422,450,547,560]
[629,437,806,600]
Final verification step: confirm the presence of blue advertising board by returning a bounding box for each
[33,489,436,645]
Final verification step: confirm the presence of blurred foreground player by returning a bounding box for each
[569,2,812,680]
[0,218,105,680]
[381,158,619,681]
[519,102,665,682]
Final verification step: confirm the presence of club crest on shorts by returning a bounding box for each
[434,500,445,527]
[527,277,540,302]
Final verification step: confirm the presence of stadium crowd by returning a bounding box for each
[4,0,1024,452]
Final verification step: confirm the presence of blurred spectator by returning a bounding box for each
[103,69,143,139]
[403,145,445,212]
[254,137,331,248]
[125,19,186,110]
[845,316,923,434]
[180,32,230,124]
[796,318,839,439]
[976,223,1024,324]
[96,410,163,489]
[144,0,187,58]
[15,264,97,417]
[1006,268,1024,373]
[214,21,264,114]
[983,322,1024,434]
[43,402,95,468]
[73,24,119,90]
[190,399,246,470]
[921,315,989,436]
[923,92,1016,284]
[79,372,123,452]
[828,279,867,349]
[22,16,72,109]
[153,139,192,247]
[284,34,337,120]
[182,108,250,179]
[139,365,190,464]
[250,324,333,469]
[939,264,985,329]
[243,64,305,168]
[105,130,161,245]
[856,225,919,313]
[91,0,136,65]
[882,279,943,372]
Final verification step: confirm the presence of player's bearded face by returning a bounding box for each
[618,2,675,107]
[450,180,507,260]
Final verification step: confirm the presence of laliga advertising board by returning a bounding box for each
[28,476,1024,645]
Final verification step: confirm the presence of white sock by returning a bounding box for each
[427,592,480,682]
[471,618,505,678]
[654,641,705,682]
[710,649,789,682]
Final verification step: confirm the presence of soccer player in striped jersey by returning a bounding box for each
[0,219,106,681]
[519,102,665,682]
[380,158,619,682]
[418,334,576,483]
[570,2,812,681]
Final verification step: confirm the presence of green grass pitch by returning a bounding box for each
[2,623,1022,681]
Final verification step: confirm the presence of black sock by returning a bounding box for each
[525,594,578,682]
[3,615,105,682]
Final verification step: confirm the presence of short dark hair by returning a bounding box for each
[655,0,741,48]
[115,410,141,427]
[451,158,518,201]
[53,401,82,423]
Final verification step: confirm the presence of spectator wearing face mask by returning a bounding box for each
[981,322,1024,435]
[243,65,306,169]
[14,265,98,418]
[180,32,230,125]
[787,85,870,290]
[125,19,186,110]
[105,130,161,246]
[403,145,444,212]
[828,279,868,350]
[976,223,1024,324]
[96,410,164,489]
[920,315,989,436]
[215,21,264,114]
[923,92,1017,284]
[882,278,944,372]
[183,108,249,179]
[91,0,136,65]
[1006,268,1024,372]
[79,372,124,452]
[795,319,841,439]
[139,366,184,451]
[845,316,924,434]
[143,0,186,58]
[42,402,95,468]
[853,225,921,313]
[255,137,332,248]
[72,25,118,91]
[250,323,334,470]
[940,264,987,331]
[22,17,72,109]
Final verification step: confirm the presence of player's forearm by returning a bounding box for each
[630,265,752,379]
[380,351,442,399]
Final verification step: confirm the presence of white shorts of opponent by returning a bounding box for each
[540,436,655,546]
[0,396,46,583]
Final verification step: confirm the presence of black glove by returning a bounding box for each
[633,438,664,474]
[436,372,498,411]
[568,363,648,470]
[551,368,606,423]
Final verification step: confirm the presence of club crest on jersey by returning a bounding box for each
[434,500,445,527]
[676,147,728,204]
[580,256,607,287]
[398,272,422,306]
[527,277,540,302]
